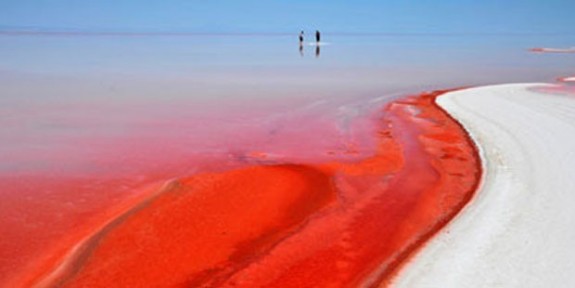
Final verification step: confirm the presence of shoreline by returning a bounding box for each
[11,81,574,286]
[394,83,575,287]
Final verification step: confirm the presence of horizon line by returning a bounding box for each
[0,29,572,37]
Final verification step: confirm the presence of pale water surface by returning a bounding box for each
[1,34,573,176]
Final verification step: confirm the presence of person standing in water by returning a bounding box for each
[315,30,321,43]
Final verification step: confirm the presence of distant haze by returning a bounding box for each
[1,0,574,35]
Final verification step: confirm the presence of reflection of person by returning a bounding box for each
[315,45,320,58]
[299,31,304,56]
[315,30,321,43]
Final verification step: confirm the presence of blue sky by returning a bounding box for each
[1,0,574,34]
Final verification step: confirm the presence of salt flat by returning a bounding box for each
[394,83,575,287]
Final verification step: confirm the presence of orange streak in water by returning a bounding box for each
[18,91,481,287]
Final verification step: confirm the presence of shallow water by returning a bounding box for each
[1,33,573,175]
[0,33,573,286]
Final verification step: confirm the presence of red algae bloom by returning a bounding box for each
[10,91,481,288]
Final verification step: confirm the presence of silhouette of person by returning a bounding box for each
[315,30,321,43]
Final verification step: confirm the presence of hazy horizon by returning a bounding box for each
[2,1,575,35]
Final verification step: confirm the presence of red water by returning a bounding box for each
[558,76,575,84]
[529,47,575,53]
[531,83,575,96]
[1,91,481,287]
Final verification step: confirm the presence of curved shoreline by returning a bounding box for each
[394,83,575,287]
